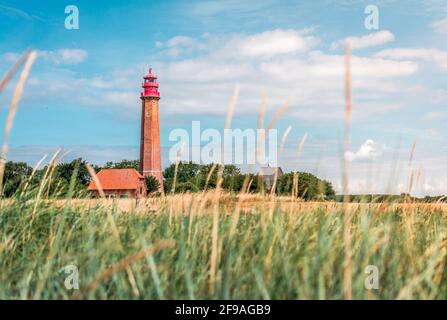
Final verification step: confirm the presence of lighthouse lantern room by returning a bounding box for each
[141,68,160,98]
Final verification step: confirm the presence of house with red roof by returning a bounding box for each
[88,168,147,198]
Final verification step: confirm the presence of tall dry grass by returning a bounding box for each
[343,39,353,300]
[0,51,37,195]
[2,192,447,299]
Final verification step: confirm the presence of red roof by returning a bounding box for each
[88,169,144,191]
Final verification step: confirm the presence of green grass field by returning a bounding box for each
[1,50,447,301]
[1,194,447,299]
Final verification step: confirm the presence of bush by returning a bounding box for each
[276,172,335,200]
[145,176,160,194]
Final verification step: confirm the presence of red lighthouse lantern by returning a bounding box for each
[141,68,160,98]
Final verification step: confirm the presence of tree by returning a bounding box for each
[2,158,338,200]
[322,180,336,200]
[56,158,90,186]
[228,173,264,193]
[34,158,92,198]
[196,163,242,191]
[163,161,201,192]
[176,181,200,193]
[163,162,245,193]
[145,176,160,194]
[2,161,33,197]
[222,165,243,191]
[276,172,335,200]
[104,159,139,170]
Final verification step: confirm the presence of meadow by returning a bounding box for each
[1,193,447,299]
[2,48,447,300]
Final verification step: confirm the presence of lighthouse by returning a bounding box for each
[139,68,164,192]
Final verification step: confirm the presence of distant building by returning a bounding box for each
[88,168,147,198]
[258,167,283,190]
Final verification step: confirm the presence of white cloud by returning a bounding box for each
[331,31,395,50]
[156,29,318,59]
[375,48,447,70]
[156,35,207,57]
[229,29,318,58]
[420,178,447,196]
[166,36,196,47]
[13,29,421,120]
[304,51,417,78]
[345,139,384,162]
[148,31,417,117]
[430,17,447,34]
[0,4,42,21]
[427,128,438,136]
[423,111,447,120]
[80,91,136,108]
[38,49,88,65]
[2,52,21,63]
[8,145,139,167]
[2,49,88,66]
[278,138,447,196]
[422,183,436,193]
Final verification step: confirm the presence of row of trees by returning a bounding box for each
[335,193,447,203]
[2,158,92,198]
[162,162,336,200]
[2,159,336,200]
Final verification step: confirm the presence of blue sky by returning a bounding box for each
[1,0,447,195]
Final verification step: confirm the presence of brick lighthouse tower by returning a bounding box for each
[139,68,164,192]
